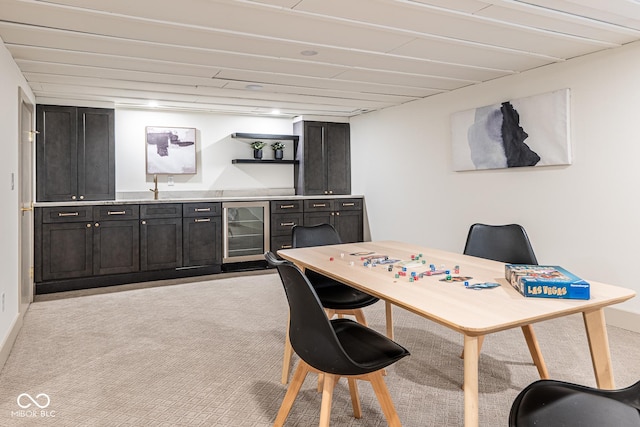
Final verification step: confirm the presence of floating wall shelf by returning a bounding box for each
[231,133,299,142]
[231,132,300,165]
[232,159,298,164]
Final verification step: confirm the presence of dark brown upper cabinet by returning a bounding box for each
[36,105,115,202]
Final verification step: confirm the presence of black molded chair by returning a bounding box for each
[509,379,640,426]
[461,223,549,380]
[273,262,410,427]
[276,224,386,384]
[292,224,380,314]
[464,223,538,265]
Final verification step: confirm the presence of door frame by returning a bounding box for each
[18,87,34,312]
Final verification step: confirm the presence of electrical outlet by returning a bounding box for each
[168,175,174,186]
[1,293,4,312]
[10,173,14,191]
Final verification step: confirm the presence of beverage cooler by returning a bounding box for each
[222,201,270,263]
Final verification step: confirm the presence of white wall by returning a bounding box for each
[115,109,296,196]
[351,40,640,318]
[0,37,35,362]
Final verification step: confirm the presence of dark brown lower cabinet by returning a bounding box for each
[42,221,93,281]
[35,198,360,293]
[93,220,140,275]
[140,217,183,271]
[302,198,363,243]
[183,216,222,267]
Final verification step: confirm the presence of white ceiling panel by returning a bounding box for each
[1,0,639,117]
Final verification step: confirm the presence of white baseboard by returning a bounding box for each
[0,313,23,372]
[605,307,640,333]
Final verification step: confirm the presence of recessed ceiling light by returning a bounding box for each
[300,50,318,56]
[246,84,263,90]
[148,100,159,108]
[271,109,281,115]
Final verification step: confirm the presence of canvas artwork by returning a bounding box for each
[451,89,571,171]
[146,126,196,174]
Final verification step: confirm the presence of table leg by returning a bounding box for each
[385,301,394,340]
[583,308,615,389]
[463,334,479,427]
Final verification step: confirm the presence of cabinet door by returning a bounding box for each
[325,123,351,195]
[335,210,363,243]
[42,222,93,280]
[302,122,327,195]
[183,217,221,267]
[78,108,115,201]
[36,105,78,202]
[303,212,335,229]
[93,220,140,275]
[140,218,183,271]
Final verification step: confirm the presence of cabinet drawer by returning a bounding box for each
[271,235,294,252]
[41,206,93,223]
[271,213,304,236]
[140,203,182,219]
[304,199,335,212]
[93,205,139,221]
[183,202,221,218]
[271,200,303,213]
[336,198,362,211]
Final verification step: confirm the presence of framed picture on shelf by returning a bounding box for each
[145,126,196,174]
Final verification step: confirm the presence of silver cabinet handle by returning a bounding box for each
[281,245,292,249]
[141,220,146,225]
[194,218,211,223]
[342,203,355,207]
[108,211,126,215]
[194,208,211,212]
[313,203,326,208]
[58,212,79,217]
[280,204,295,209]
[280,222,296,227]
[95,223,100,227]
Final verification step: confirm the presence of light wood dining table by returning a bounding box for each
[278,240,636,427]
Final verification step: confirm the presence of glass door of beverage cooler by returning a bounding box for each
[222,201,270,263]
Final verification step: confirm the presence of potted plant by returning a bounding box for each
[271,141,286,160]
[251,141,266,159]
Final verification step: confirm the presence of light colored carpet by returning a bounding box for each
[1,271,639,426]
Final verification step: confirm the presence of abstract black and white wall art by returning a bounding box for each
[146,126,196,174]
[451,89,571,171]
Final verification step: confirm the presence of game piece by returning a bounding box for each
[330,257,334,261]
[454,265,460,274]
[439,276,473,282]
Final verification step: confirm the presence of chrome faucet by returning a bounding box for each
[150,174,159,200]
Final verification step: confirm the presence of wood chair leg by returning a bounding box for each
[319,374,337,427]
[353,309,368,326]
[521,324,549,379]
[347,378,362,419]
[274,361,310,427]
[282,322,294,384]
[368,371,402,427]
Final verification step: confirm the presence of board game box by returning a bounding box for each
[505,265,590,300]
